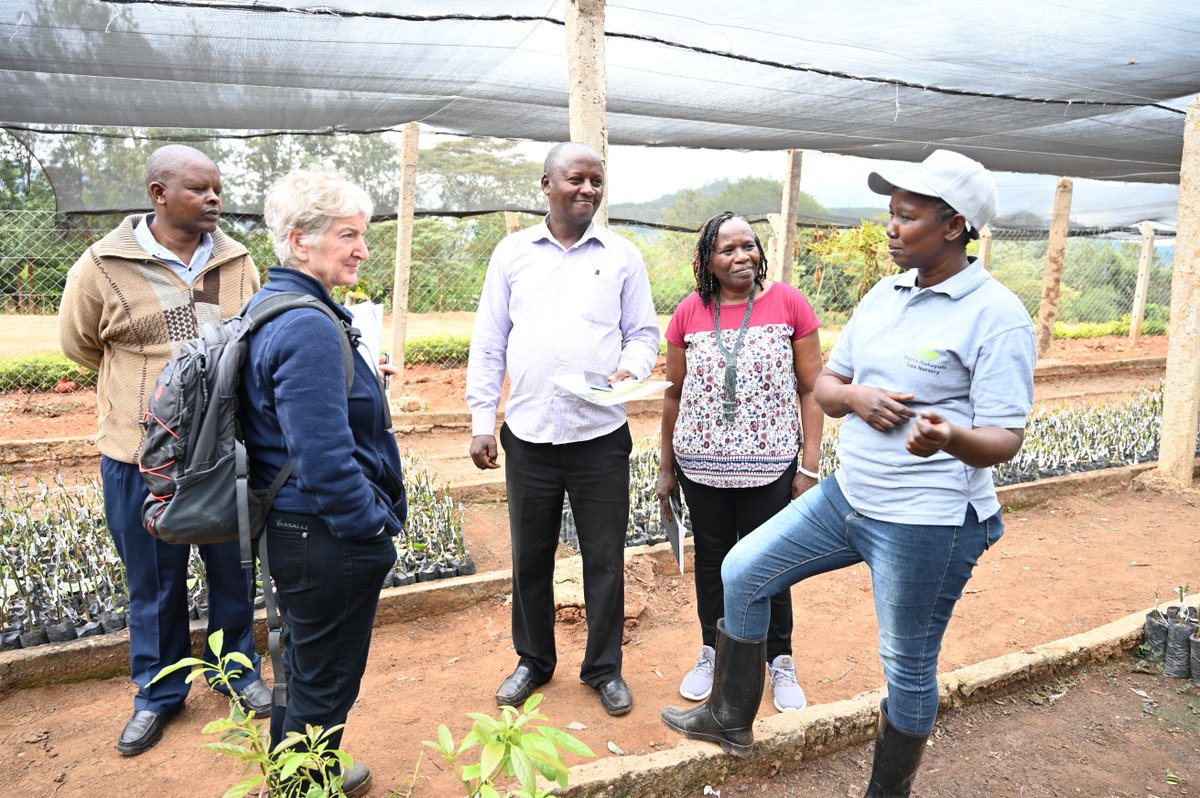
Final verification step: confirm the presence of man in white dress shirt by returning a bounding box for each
[466,142,660,716]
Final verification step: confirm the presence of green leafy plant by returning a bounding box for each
[405,334,471,366]
[423,693,594,798]
[152,629,353,798]
[803,221,894,300]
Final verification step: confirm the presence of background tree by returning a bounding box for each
[416,139,544,210]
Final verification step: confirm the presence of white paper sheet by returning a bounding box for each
[548,374,671,407]
[345,299,384,374]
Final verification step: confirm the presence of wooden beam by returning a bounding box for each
[504,211,521,234]
[1129,221,1154,346]
[766,213,784,282]
[565,0,609,225]
[1157,95,1200,487]
[1035,178,1073,357]
[776,149,804,285]
[388,122,419,397]
[977,224,993,270]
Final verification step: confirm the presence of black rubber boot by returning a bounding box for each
[660,619,766,756]
[864,699,929,797]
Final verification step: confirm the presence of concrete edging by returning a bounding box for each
[561,603,1174,798]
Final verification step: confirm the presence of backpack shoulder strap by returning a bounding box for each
[242,291,355,396]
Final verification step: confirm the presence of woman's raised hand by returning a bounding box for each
[847,386,916,432]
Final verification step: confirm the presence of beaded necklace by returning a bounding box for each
[712,283,757,425]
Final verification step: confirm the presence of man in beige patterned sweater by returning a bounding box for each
[59,144,271,756]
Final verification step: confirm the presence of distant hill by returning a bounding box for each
[608,193,680,225]
[610,178,827,228]
[827,206,887,224]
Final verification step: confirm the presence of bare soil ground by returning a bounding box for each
[1,481,1198,798]
[720,662,1200,798]
[0,334,1192,798]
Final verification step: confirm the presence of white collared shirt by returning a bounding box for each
[466,218,660,444]
[133,214,214,286]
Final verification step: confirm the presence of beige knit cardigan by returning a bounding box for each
[58,215,260,463]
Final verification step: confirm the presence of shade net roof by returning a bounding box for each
[1,0,1197,226]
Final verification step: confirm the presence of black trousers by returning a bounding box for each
[676,461,796,662]
[261,511,396,751]
[500,422,632,688]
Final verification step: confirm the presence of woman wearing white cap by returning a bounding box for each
[661,150,1036,797]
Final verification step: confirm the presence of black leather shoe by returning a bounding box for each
[117,706,181,756]
[495,664,548,707]
[597,677,633,716]
[341,763,372,798]
[236,678,273,718]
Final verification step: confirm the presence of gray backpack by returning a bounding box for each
[138,292,355,567]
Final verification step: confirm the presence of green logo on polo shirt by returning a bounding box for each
[915,347,939,361]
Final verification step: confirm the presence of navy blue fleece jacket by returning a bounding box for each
[239,267,407,539]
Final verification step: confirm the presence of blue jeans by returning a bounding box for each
[721,475,1003,735]
[101,456,261,713]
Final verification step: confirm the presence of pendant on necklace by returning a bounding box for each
[722,363,737,424]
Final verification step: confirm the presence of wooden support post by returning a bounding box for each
[388,122,419,399]
[504,210,521,235]
[1035,177,1073,357]
[766,213,784,282]
[1157,95,1200,487]
[977,225,993,270]
[776,149,804,285]
[1129,221,1155,346]
[565,0,609,225]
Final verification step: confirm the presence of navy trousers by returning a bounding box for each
[500,422,632,689]
[101,456,261,713]
[261,511,396,751]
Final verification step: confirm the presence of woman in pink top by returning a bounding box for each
[655,211,824,712]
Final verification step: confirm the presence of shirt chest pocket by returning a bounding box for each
[571,267,622,326]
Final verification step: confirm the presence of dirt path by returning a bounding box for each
[1,479,1198,797]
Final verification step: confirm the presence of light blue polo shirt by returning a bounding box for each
[133,214,213,286]
[828,259,1036,525]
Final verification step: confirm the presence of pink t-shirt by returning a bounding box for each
[666,282,820,488]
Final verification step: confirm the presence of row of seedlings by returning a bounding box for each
[0,453,474,651]
[388,451,473,586]
[0,477,127,651]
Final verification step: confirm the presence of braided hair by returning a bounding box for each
[692,211,769,307]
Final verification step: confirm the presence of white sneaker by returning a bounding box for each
[678,644,716,700]
[768,654,807,712]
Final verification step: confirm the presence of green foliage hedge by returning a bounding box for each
[404,334,471,366]
[0,353,96,391]
[1052,316,1168,339]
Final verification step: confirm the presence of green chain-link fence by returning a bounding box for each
[0,208,1176,391]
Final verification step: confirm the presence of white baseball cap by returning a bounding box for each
[868,150,999,232]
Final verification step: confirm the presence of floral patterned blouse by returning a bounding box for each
[665,282,820,488]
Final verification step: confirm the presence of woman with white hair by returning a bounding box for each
[239,169,407,797]
[661,150,1036,797]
